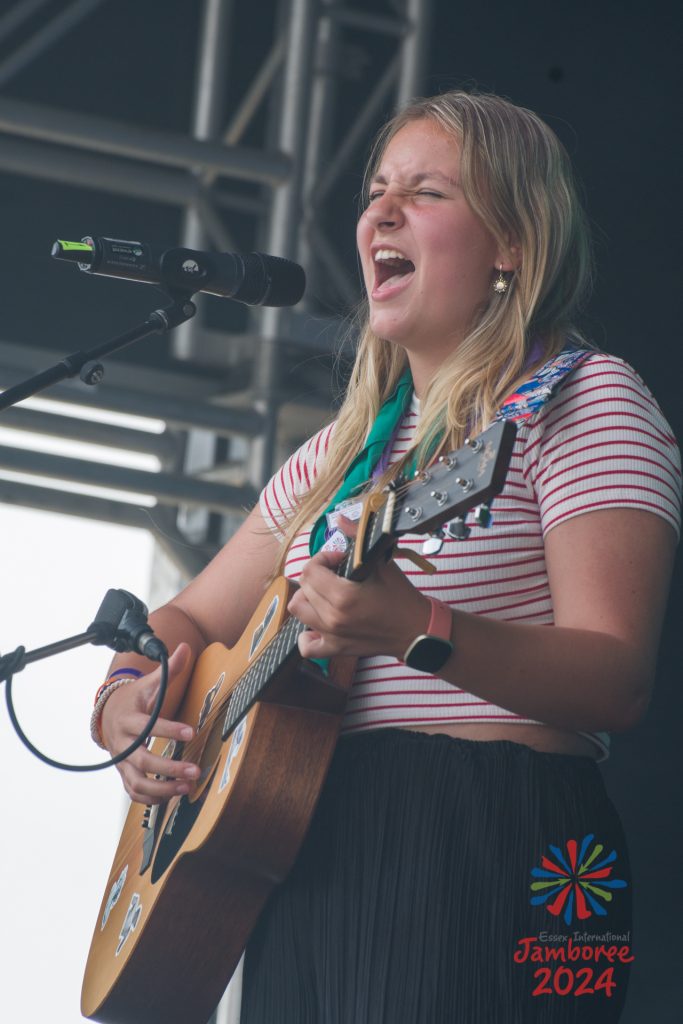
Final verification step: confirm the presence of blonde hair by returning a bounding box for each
[273,90,594,572]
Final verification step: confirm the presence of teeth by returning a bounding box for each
[374,248,409,262]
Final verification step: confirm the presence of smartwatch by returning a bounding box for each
[402,598,453,673]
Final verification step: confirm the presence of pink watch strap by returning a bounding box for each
[426,597,452,641]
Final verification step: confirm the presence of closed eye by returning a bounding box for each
[366,189,444,203]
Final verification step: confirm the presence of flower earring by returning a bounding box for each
[493,264,509,294]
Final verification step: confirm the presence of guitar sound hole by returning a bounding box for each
[145,716,225,883]
[150,795,201,882]
[139,739,184,875]
[149,745,222,884]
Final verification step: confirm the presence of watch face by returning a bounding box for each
[404,636,453,673]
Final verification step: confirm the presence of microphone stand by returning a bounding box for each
[0,589,170,773]
[0,627,109,681]
[0,289,196,412]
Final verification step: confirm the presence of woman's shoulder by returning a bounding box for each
[549,349,676,439]
[521,348,681,538]
[521,343,680,471]
[529,346,661,409]
[563,349,654,387]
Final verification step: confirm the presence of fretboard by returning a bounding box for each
[220,501,391,740]
[221,614,306,738]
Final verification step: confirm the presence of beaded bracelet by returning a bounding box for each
[90,676,140,749]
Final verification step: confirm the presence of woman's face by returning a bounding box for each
[356,118,504,357]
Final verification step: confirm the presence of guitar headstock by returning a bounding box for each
[346,419,516,577]
[393,419,517,535]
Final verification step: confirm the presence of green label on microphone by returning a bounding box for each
[57,240,93,251]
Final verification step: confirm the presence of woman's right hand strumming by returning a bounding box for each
[100,642,201,805]
[97,505,288,804]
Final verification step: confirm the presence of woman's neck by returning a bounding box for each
[407,352,447,399]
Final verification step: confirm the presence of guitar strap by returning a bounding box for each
[308,344,592,559]
[495,345,592,423]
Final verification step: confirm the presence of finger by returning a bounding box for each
[307,547,347,572]
[144,639,192,684]
[141,642,193,711]
[300,553,351,601]
[134,744,200,782]
[169,640,193,672]
[298,630,340,659]
[287,590,328,633]
[124,711,194,745]
[337,513,359,537]
[119,765,195,805]
[138,725,200,776]
[140,753,201,781]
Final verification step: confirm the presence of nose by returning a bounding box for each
[363,190,404,230]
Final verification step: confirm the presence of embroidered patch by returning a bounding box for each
[115,892,142,955]
[197,673,225,731]
[218,719,247,793]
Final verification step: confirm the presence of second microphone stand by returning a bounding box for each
[0,290,196,412]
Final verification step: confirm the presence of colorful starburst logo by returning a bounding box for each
[530,834,627,926]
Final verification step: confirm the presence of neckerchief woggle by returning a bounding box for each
[305,345,591,672]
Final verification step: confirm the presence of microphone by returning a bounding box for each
[88,589,168,662]
[51,236,306,307]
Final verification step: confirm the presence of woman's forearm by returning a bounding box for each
[438,610,651,733]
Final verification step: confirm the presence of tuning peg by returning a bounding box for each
[443,517,471,541]
[422,530,445,556]
[472,504,493,528]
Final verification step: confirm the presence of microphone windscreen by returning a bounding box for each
[238,253,306,307]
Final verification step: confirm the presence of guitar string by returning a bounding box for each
[153,614,305,770]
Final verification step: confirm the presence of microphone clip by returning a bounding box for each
[88,589,168,662]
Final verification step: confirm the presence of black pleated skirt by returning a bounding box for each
[241,729,632,1023]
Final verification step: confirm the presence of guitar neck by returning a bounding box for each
[220,518,384,737]
[221,614,306,737]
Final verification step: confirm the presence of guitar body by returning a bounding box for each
[82,576,353,1024]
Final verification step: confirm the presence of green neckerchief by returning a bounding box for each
[308,368,414,557]
[304,369,413,677]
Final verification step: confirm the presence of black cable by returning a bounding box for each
[4,650,169,772]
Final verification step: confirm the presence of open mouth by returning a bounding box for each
[373,249,416,291]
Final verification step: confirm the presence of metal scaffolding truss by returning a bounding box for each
[0,0,434,585]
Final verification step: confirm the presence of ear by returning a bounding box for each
[495,239,522,272]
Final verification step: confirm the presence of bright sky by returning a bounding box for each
[0,414,156,1023]
[0,390,246,1022]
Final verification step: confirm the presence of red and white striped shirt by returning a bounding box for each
[260,354,681,758]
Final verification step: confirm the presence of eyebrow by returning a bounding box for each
[370,170,456,186]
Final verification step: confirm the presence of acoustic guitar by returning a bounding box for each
[81,418,516,1024]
